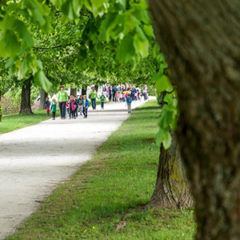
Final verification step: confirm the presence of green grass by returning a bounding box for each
[0,110,52,134]
[6,101,194,240]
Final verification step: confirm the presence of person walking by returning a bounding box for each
[68,95,76,119]
[108,86,112,102]
[100,93,106,109]
[131,87,136,101]
[78,95,83,115]
[83,95,90,118]
[51,98,57,120]
[126,94,132,114]
[45,97,50,116]
[57,85,68,119]
[89,86,97,110]
[112,86,116,102]
[142,85,148,100]
[74,96,79,118]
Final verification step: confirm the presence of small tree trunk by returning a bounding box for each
[95,85,99,92]
[70,88,77,96]
[82,86,87,96]
[149,0,240,239]
[39,89,48,110]
[20,77,33,114]
[149,134,192,208]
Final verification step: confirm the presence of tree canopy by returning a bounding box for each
[0,0,176,148]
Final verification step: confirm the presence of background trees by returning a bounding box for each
[0,0,185,203]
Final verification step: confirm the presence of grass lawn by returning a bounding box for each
[6,101,195,240]
[0,110,54,134]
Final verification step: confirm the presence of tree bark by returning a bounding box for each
[20,77,33,114]
[149,134,192,208]
[95,85,99,92]
[82,86,87,96]
[39,89,48,110]
[70,88,77,96]
[149,1,240,239]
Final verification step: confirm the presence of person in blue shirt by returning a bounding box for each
[83,95,90,118]
[126,94,132,114]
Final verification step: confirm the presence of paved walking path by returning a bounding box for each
[0,100,148,239]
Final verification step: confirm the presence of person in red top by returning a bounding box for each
[68,95,76,119]
[45,97,51,116]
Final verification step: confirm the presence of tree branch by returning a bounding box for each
[33,43,73,50]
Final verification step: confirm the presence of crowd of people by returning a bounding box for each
[45,85,148,120]
[104,85,148,102]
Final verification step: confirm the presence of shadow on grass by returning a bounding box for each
[134,106,160,111]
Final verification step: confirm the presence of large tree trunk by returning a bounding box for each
[149,1,240,239]
[150,92,192,208]
[20,77,33,114]
[39,89,48,110]
[149,134,192,208]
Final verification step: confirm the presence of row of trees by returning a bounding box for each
[1,0,178,207]
[0,0,238,239]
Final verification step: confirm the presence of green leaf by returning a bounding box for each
[116,33,135,63]
[153,44,160,58]
[23,0,50,31]
[137,0,148,9]
[0,30,21,58]
[5,59,14,69]
[18,54,34,79]
[34,70,52,92]
[116,0,126,9]
[62,1,75,20]
[154,74,173,92]
[100,13,124,42]
[36,60,43,70]
[90,0,107,17]
[143,25,154,38]
[13,20,33,49]
[163,131,172,149]
[129,6,150,24]
[62,0,83,20]
[72,0,83,16]
[133,26,149,58]
[159,107,174,129]
[156,127,172,149]
[50,0,65,7]
[99,13,117,41]
[156,130,164,146]
[124,14,140,34]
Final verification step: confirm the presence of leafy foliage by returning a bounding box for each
[156,93,178,149]
[0,0,177,149]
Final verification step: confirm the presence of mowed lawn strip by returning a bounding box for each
[6,101,194,240]
[0,110,52,134]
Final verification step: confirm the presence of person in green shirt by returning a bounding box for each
[89,86,97,110]
[57,85,68,119]
[100,93,106,109]
[51,98,57,120]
